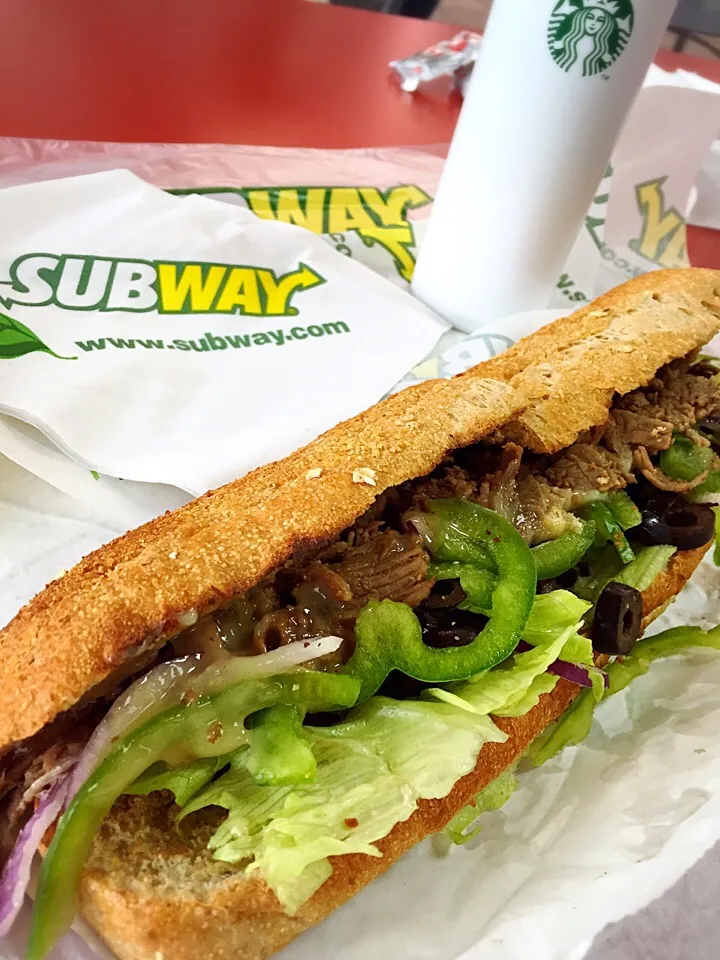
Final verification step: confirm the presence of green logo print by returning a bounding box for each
[548,0,634,77]
[0,310,74,360]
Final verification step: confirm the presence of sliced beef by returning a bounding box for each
[604,409,674,455]
[476,443,523,520]
[250,533,432,653]
[334,530,432,608]
[544,443,634,495]
[633,446,712,493]
[515,472,575,543]
[0,702,103,806]
[407,464,478,504]
[617,370,720,433]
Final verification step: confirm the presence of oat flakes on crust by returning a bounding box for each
[471,268,720,453]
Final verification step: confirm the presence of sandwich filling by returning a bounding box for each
[4,353,720,959]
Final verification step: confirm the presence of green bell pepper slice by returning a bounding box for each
[581,501,635,565]
[343,500,536,701]
[410,502,497,570]
[690,471,720,499]
[431,521,595,597]
[605,491,642,532]
[659,436,714,482]
[246,704,316,786]
[27,671,359,960]
[531,521,595,581]
[429,560,496,614]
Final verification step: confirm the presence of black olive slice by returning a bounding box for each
[638,501,715,551]
[592,582,643,656]
[422,579,467,610]
[416,607,489,649]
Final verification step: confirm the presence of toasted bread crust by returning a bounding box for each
[79,544,710,960]
[0,375,521,750]
[473,268,720,453]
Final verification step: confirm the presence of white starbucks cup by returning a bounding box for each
[411,0,679,332]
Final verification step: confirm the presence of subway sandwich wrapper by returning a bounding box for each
[0,169,447,498]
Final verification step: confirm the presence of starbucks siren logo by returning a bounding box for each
[548,0,634,77]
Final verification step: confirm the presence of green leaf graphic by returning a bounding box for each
[0,311,75,360]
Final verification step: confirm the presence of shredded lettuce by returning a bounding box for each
[174,698,505,912]
[713,506,720,567]
[125,589,589,914]
[532,624,720,766]
[425,592,590,719]
[612,545,677,593]
[493,673,559,718]
[444,767,519,845]
[689,470,720,499]
[530,689,597,767]
[522,590,592,650]
[574,543,676,603]
[511,590,595,672]
[589,667,607,702]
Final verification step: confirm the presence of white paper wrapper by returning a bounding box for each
[0,170,446,495]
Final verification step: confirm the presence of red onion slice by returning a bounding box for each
[515,640,600,689]
[546,659,594,688]
[0,776,70,936]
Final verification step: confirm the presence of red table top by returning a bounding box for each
[0,0,717,266]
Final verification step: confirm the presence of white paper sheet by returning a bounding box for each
[0,171,446,495]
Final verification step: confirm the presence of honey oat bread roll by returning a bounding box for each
[2,268,720,960]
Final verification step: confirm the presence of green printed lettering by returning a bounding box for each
[322,321,350,335]
[0,254,60,308]
[106,261,158,312]
[205,332,227,350]
[56,257,112,310]
[225,334,251,348]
